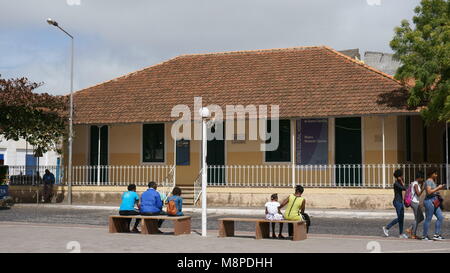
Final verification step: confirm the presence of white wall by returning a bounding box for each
[0,136,60,166]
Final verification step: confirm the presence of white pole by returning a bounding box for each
[201,119,208,237]
[173,127,177,188]
[68,36,74,204]
[97,126,101,186]
[382,116,386,189]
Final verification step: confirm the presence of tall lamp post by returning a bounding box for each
[46,18,74,205]
[199,107,211,237]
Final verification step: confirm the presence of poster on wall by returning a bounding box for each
[176,139,190,166]
[296,119,328,165]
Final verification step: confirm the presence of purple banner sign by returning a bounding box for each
[296,119,328,165]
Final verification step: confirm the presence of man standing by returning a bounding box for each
[42,169,55,203]
[140,181,166,233]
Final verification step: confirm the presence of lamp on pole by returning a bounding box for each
[199,107,211,237]
[46,18,74,205]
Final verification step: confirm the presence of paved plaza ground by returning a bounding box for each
[1,221,450,253]
[0,205,449,253]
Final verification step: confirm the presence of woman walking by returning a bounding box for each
[422,168,445,241]
[382,169,408,238]
[405,171,425,239]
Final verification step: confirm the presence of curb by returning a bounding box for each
[14,203,450,220]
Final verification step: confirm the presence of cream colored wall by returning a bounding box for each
[363,116,399,164]
[70,116,447,187]
[72,125,89,166]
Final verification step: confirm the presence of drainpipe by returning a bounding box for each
[382,116,386,189]
[97,126,101,186]
[291,119,296,188]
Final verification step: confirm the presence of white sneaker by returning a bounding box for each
[399,234,408,239]
[382,226,389,237]
[433,235,444,241]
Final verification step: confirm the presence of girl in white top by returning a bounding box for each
[405,172,425,239]
[265,194,284,238]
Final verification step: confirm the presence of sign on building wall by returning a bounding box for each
[176,139,190,166]
[296,119,328,165]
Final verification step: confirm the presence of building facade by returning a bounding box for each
[11,46,449,208]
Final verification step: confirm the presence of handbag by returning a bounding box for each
[432,196,441,208]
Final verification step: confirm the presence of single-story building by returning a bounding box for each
[12,46,449,209]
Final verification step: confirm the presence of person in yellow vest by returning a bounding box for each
[279,185,306,237]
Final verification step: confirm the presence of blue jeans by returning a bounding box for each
[423,197,444,237]
[386,200,404,235]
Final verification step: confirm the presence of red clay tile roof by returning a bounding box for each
[73,46,416,125]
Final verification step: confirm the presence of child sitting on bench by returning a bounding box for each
[265,194,284,239]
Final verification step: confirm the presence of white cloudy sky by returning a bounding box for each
[0,0,420,95]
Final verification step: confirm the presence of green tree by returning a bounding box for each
[390,0,450,123]
[0,75,68,156]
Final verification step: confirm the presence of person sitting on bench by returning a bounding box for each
[265,193,284,239]
[280,185,306,237]
[166,187,184,216]
[119,184,141,233]
[140,181,166,233]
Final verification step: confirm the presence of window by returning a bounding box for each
[143,124,165,163]
[265,119,291,162]
[0,154,4,166]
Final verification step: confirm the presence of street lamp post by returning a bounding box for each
[199,107,211,237]
[47,18,74,205]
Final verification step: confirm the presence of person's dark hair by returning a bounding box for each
[45,169,50,174]
[295,185,304,194]
[128,184,136,191]
[393,169,403,179]
[172,186,182,196]
[148,181,157,189]
[271,193,278,200]
[415,171,424,180]
[427,168,438,178]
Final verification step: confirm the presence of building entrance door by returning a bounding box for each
[335,117,362,186]
[207,122,225,185]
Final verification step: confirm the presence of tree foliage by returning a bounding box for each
[0,75,68,155]
[390,0,450,123]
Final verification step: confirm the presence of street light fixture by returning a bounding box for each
[46,18,74,205]
[199,107,211,237]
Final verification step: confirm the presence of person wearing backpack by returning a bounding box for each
[405,171,425,239]
[382,169,408,238]
[166,187,184,216]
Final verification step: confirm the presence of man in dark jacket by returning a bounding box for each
[140,181,166,232]
[42,169,55,203]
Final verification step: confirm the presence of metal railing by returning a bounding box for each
[193,169,203,205]
[5,165,175,189]
[206,164,449,188]
[5,165,64,185]
[4,163,448,189]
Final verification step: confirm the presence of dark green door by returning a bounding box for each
[207,123,225,185]
[89,125,108,184]
[335,117,362,186]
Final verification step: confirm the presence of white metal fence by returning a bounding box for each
[3,164,448,189]
[5,165,175,189]
[206,164,449,188]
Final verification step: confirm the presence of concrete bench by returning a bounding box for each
[109,215,191,236]
[218,217,307,241]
